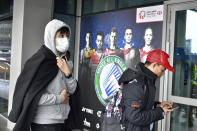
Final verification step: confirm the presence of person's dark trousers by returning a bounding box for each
[31,123,66,131]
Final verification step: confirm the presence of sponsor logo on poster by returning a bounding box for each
[82,107,94,115]
[83,128,90,131]
[96,123,100,129]
[97,111,102,117]
[95,55,127,106]
[84,118,91,127]
[136,5,163,23]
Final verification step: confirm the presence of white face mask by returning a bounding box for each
[56,38,69,53]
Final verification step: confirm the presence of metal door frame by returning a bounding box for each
[161,0,197,131]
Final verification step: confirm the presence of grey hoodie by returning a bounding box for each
[33,19,77,124]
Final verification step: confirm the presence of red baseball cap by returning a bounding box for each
[146,49,176,72]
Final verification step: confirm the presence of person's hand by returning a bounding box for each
[160,101,173,108]
[61,89,69,104]
[159,101,174,115]
[162,106,174,115]
[56,57,71,76]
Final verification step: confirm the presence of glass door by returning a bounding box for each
[166,1,197,131]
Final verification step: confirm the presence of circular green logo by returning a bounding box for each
[95,55,127,106]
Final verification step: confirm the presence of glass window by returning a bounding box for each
[82,0,165,15]
[0,21,12,117]
[118,0,163,9]
[170,103,197,131]
[0,0,13,15]
[83,0,116,15]
[54,0,76,15]
[172,9,197,99]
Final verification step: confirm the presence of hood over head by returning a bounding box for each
[44,19,71,55]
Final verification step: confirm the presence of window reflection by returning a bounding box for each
[170,103,197,131]
[83,0,115,14]
[118,0,163,9]
[172,10,197,99]
[0,21,11,117]
[54,0,76,15]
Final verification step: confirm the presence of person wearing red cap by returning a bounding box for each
[118,49,176,131]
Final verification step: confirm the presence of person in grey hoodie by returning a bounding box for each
[31,19,77,131]
[8,19,76,131]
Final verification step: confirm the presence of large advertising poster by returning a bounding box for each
[78,5,163,131]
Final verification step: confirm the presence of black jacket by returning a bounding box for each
[8,45,59,131]
[119,63,164,131]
